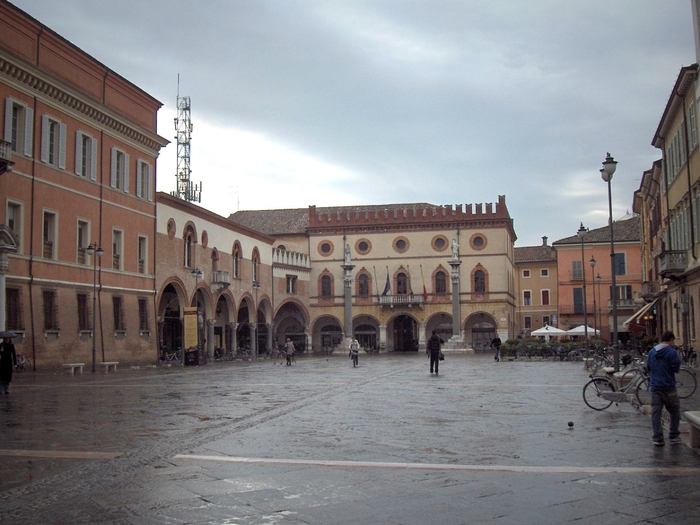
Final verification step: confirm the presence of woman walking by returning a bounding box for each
[0,335,18,394]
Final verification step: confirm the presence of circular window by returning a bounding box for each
[355,238,372,255]
[432,235,449,252]
[393,236,409,254]
[201,230,208,249]
[167,219,176,240]
[470,234,487,251]
[318,240,334,257]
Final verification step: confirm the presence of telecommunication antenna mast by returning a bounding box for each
[172,80,201,203]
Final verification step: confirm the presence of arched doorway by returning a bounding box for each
[392,315,418,352]
[274,300,309,353]
[465,313,497,353]
[313,316,342,354]
[159,283,183,359]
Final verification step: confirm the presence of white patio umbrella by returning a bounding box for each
[530,324,568,341]
[567,325,600,337]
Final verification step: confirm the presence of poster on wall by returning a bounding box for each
[183,307,198,349]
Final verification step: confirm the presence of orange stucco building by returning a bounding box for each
[553,217,642,344]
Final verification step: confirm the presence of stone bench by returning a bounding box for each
[684,411,700,448]
[63,363,85,375]
[99,362,119,373]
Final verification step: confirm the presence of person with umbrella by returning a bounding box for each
[0,332,17,394]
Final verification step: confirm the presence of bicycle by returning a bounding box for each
[160,348,181,362]
[678,345,699,368]
[15,353,31,372]
[582,357,650,410]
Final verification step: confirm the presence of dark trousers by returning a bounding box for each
[430,353,439,374]
[651,390,680,442]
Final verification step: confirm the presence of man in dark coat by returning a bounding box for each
[427,330,444,375]
[0,336,17,394]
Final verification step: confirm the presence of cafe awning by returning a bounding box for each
[623,299,658,330]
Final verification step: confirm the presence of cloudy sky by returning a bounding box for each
[11,0,697,246]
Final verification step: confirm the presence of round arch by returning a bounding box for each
[464,312,498,353]
[273,299,309,353]
[425,312,453,342]
[352,314,380,352]
[386,313,420,352]
[312,315,343,354]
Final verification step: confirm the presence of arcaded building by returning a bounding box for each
[232,196,517,353]
[0,1,168,368]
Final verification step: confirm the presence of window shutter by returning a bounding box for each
[147,163,153,201]
[58,122,67,169]
[75,131,83,176]
[4,98,12,141]
[23,106,33,157]
[90,138,97,181]
[40,114,49,163]
[136,160,142,198]
[123,153,130,193]
[110,147,117,188]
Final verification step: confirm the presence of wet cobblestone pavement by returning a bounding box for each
[1,353,699,524]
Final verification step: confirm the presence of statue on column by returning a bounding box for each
[451,238,459,260]
[344,244,351,265]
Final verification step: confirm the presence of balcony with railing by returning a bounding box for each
[0,139,13,175]
[659,250,687,278]
[272,248,310,269]
[211,270,230,284]
[379,294,425,307]
[642,281,659,298]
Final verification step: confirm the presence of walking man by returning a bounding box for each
[427,330,443,375]
[646,331,682,446]
[491,335,502,362]
[284,337,295,366]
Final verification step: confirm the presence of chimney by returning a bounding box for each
[542,236,548,246]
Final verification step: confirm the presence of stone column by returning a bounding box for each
[250,323,257,358]
[341,249,355,350]
[206,319,216,358]
[449,259,463,343]
[266,323,273,353]
[230,322,239,355]
[379,324,387,352]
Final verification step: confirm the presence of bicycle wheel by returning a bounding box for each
[635,377,652,406]
[568,350,582,362]
[676,368,697,399]
[583,377,615,410]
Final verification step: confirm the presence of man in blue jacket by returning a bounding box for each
[646,331,682,446]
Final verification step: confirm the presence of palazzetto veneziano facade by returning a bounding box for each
[231,196,517,353]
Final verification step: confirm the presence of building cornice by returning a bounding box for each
[0,51,169,152]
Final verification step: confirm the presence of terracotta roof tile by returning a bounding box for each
[552,216,640,245]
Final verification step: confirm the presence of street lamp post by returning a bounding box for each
[600,152,619,370]
[577,223,589,350]
[596,273,602,341]
[86,243,103,373]
[252,280,261,358]
[589,256,596,338]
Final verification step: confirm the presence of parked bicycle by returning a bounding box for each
[160,348,181,362]
[15,352,31,372]
[677,345,699,368]
[583,356,650,410]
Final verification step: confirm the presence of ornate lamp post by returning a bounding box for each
[600,153,619,370]
[577,223,589,350]
[86,243,103,372]
[589,256,596,338]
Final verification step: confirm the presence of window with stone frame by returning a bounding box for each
[77,293,91,331]
[42,289,59,331]
[435,271,447,294]
[113,296,126,331]
[321,275,332,298]
[5,287,24,331]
